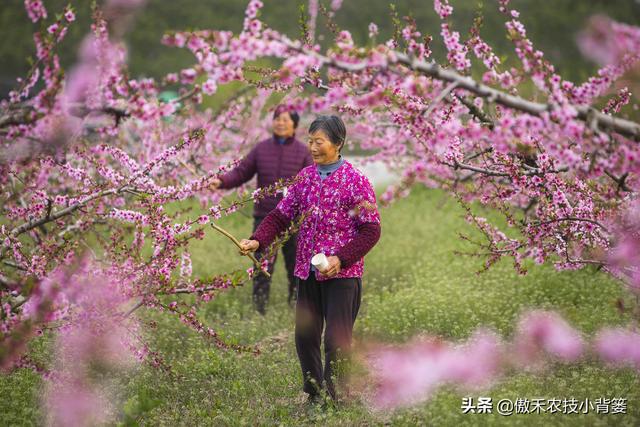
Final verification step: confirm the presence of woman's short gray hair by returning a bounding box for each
[308,115,346,150]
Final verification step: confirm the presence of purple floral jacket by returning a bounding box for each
[266,160,381,281]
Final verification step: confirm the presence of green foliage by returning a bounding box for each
[0,368,42,426]
[118,387,162,427]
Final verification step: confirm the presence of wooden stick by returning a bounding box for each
[209,222,270,278]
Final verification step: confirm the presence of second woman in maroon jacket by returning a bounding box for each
[210,106,313,314]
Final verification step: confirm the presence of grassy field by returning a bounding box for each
[1,185,639,426]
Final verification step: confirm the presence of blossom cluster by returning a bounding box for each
[369,310,640,409]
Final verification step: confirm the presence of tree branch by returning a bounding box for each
[604,169,633,193]
[280,38,640,139]
[2,186,132,252]
[533,217,609,232]
[445,160,568,178]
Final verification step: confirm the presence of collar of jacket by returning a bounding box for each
[316,155,344,177]
[271,134,296,145]
[312,157,347,181]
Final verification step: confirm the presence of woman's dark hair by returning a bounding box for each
[273,105,300,129]
[308,115,346,150]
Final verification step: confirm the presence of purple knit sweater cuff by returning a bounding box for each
[250,209,290,250]
[336,222,381,268]
[217,176,229,190]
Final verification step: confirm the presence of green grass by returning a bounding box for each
[1,186,638,426]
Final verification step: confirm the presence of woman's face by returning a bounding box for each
[272,112,295,138]
[308,130,340,165]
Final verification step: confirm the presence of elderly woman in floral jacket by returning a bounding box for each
[239,115,381,402]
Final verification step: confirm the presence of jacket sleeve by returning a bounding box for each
[336,171,381,267]
[350,172,381,227]
[335,222,381,268]
[250,209,291,251]
[218,146,258,189]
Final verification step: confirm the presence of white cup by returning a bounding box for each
[311,253,329,271]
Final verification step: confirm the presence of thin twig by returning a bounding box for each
[124,300,144,318]
[424,81,459,117]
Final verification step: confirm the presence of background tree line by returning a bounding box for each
[2,0,639,97]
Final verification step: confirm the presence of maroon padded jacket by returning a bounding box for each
[218,135,313,218]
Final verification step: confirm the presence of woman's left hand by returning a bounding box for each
[322,256,342,278]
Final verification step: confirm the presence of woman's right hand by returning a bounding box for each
[238,239,259,255]
[209,178,222,190]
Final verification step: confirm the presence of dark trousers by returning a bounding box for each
[295,275,362,399]
[252,216,298,314]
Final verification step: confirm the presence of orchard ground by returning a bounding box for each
[1,185,639,426]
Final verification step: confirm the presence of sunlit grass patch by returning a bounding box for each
[2,185,638,426]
